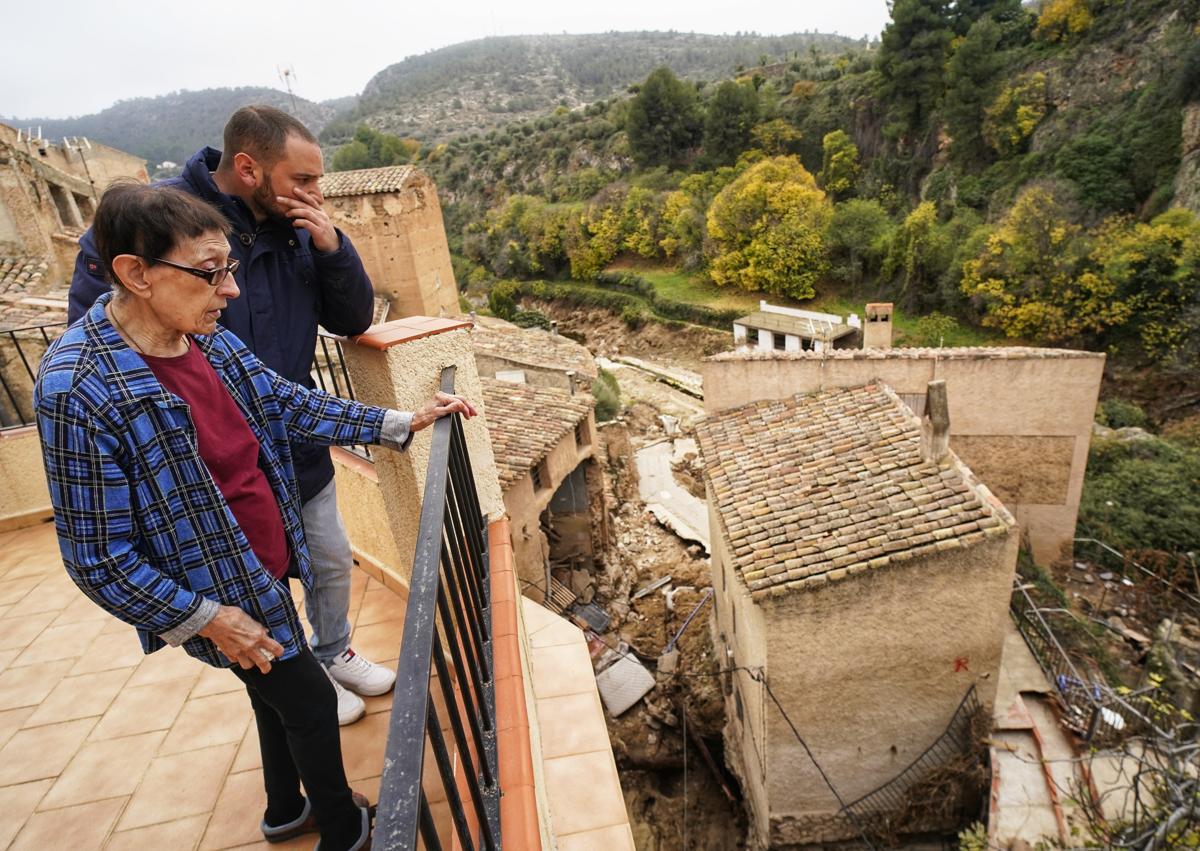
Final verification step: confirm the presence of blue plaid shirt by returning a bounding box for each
[35,293,387,667]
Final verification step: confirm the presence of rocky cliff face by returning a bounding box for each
[1174,102,1200,212]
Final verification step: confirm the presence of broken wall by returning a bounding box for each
[323,172,460,320]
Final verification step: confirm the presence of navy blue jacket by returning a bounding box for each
[69,147,375,503]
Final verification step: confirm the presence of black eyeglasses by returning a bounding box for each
[152,257,240,287]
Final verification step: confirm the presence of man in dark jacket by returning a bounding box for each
[69,105,393,725]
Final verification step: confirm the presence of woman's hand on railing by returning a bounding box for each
[410,392,477,433]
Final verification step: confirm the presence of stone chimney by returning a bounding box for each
[921,380,950,465]
[863,302,893,349]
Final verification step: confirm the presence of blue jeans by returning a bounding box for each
[301,479,354,664]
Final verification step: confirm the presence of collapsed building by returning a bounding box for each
[696,381,1019,848]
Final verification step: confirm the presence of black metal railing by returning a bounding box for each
[375,366,500,851]
[0,322,68,430]
[1010,580,1158,745]
[312,330,370,459]
[840,685,982,838]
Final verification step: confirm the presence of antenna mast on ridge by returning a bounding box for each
[277,65,299,113]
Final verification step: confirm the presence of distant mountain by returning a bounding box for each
[7,87,337,168]
[324,31,864,143]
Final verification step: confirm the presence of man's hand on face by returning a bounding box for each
[276,187,340,253]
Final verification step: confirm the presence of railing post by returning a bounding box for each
[336,317,504,587]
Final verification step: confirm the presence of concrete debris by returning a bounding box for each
[632,574,673,600]
[596,653,657,716]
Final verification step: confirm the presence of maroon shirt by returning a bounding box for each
[143,342,291,579]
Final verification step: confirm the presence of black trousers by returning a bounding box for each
[232,649,362,849]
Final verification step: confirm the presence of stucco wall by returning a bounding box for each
[710,499,772,848]
[0,426,51,528]
[756,531,1018,846]
[324,174,459,320]
[330,448,407,588]
[701,351,1103,564]
[341,326,504,586]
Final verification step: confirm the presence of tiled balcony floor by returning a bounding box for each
[0,520,407,850]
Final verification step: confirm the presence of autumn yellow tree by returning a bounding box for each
[961,186,1127,342]
[1035,0,1092,42]
[820,130,861,199]
[705,156,832,299]
[983,73,1049,156]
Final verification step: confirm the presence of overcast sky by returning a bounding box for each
[3,0,892,119]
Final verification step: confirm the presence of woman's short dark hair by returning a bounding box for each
[93,181,230,288]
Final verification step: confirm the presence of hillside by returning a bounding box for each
[6,86,337,169]
[322,31,863,143]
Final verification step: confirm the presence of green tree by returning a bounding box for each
[942,15,1004,164]
[827,199,892,285]
[705,156,832,299]
[875,0,955,140]
[884,202,945,304]
[819,130,860,199]
[703,81,761,167]
[625,67,703,168]
[1054,132,1135,214]
[331,125,420,172]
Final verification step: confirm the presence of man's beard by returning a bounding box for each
[252,174,292,225]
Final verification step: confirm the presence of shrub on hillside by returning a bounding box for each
[592,369,622,422]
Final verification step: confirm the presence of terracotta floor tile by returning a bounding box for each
[47,593,112,628]
[0,646,19,674]
[231,721,262,773]
[535,690,611,760]
[339,708,390,782]
[0,576,40,606]
[198,768,267,850]
[0,779,53,849]
[192,662,245,697]
[89,677,194,741]
[344,617,405,663]
[543,749,630,836]
[354,588,406,628]
[40,730,165,809]
[0,610,57,651]
[68,629,148,675]
[23,667,134,727]
[10,795,127,851]
[0,704,35,748]
[350,773,381,803]
[556,822,637,850]
[527,611,585,650]
[103,814,210,851]
[117,742,237,830]
[0,603,10,618]
[125,645,207,687]
[530,641,596,700]
[10,618,106,666]
[0,554,60,581]
[4,573,81,618]
[0,716,97,785]
[0,659,76,711]
[159,691,253,755]
[221,837,311,850]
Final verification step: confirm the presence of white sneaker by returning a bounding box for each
[324,665,366,726]
[326,648,397,697]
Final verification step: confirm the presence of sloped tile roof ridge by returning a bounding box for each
[694,381,1013,600]
[706,345,1104,362]
[318,164,417,198]
[481,377,595,491]
[470,320,599,380]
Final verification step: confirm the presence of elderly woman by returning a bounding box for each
[34,183,474,851]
